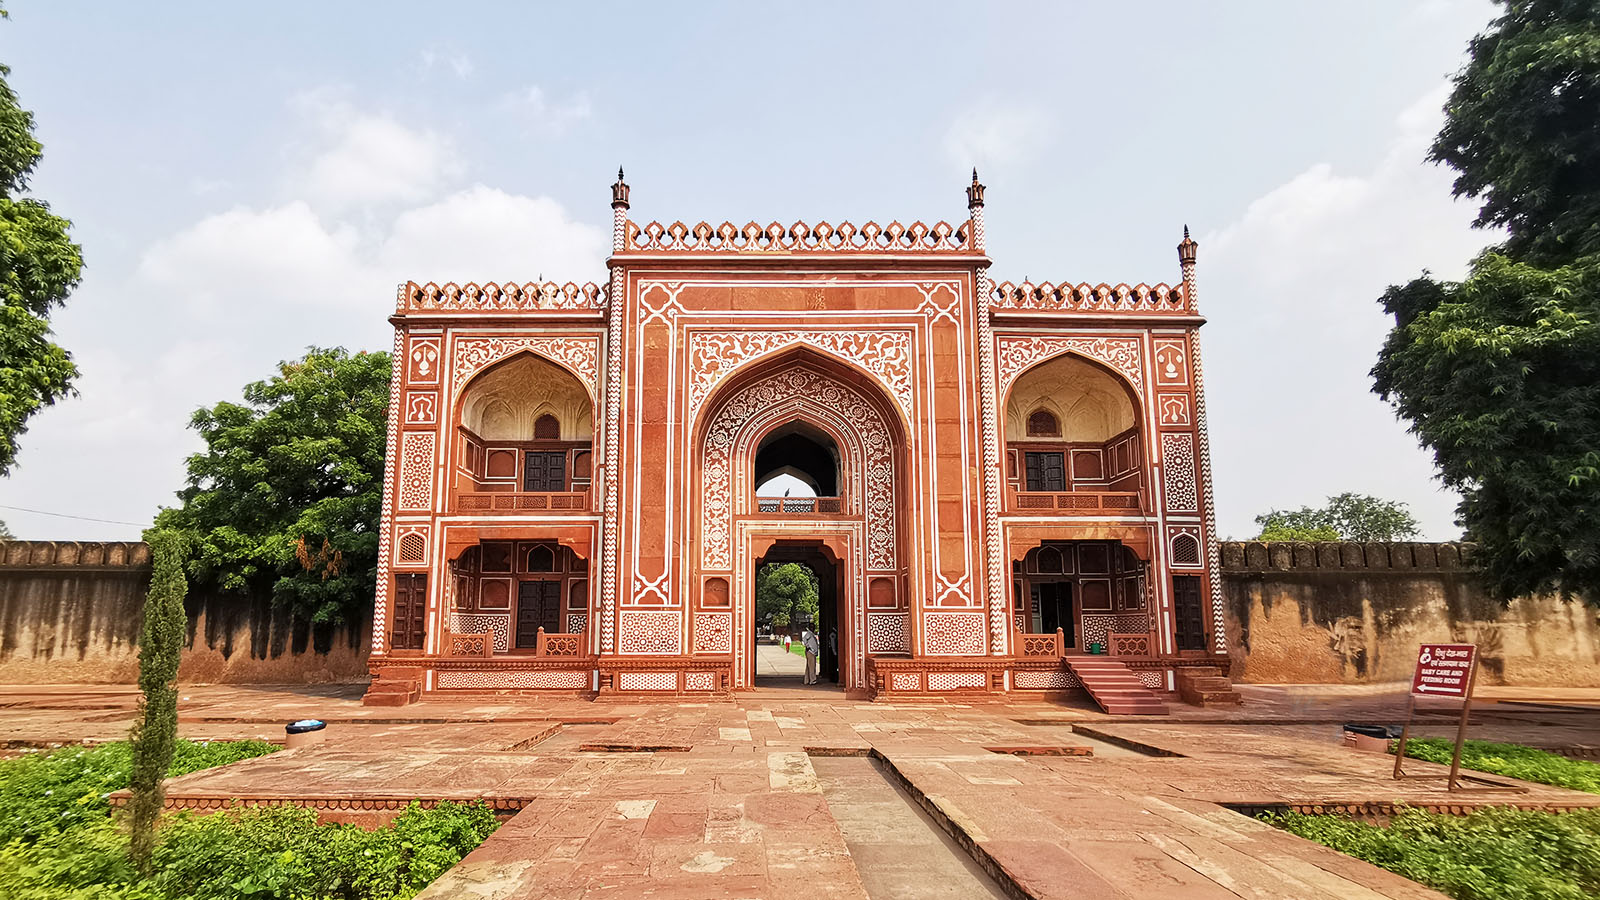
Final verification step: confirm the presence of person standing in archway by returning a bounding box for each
[802,628,820,685]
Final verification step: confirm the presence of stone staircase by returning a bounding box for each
[362,674,421,707]
[1064,657,1168,715]
[1175,666,1242,707]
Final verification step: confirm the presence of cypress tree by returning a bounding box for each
[127,528,188,873]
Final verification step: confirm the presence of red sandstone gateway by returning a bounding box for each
[364,172,1229,709]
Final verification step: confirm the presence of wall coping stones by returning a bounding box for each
[0,540,151,571]
[1220,541,1476,573]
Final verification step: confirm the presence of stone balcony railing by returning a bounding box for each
[454,491,591,514]
[755,496,843,514]
[1007,490,1142,515]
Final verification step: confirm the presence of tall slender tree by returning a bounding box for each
[127,528,188,874]
[0,5,84,474]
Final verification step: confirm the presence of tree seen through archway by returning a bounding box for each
[755,562,818,628]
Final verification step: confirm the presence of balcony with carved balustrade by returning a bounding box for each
[453,490,592,515]
[1006,489,1144,517]
[754,496,844,515]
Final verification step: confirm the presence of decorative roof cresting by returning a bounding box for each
[988,280,1191,314]
[397,281,607,313]
[622,219,975,254]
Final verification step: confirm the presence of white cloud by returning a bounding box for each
[1201,82,1498,541]
[500,85,593,135]
[286,91,462,213]
[382,185,608,283]
[943,101,1055,171]
[418,48,474,80]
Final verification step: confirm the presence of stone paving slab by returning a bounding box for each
[5,684,1597,897]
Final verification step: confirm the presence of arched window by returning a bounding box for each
[527,544,556,572]
[1171,534,1201,566]
[533,414,560,440]
[1026,409,1060,437]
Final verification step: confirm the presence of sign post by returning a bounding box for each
[1393,643,1478,789]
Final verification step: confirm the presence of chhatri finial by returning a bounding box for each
[1178,223,1198,266]
[611,166,631,210]
[966,168,986,210]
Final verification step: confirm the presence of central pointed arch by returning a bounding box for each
[690,347,909,691]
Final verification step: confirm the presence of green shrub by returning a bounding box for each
[0,739,277,846]
[1395,738,1600,794]
[149,801,499,900]
[1269,807,1600,900]
[0,799,498,900]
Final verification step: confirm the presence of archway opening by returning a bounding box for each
[455,353,594,502]
[754,421,839,499]
[1004,354,1141,500]
[753,541,842,690]
[1011,541,1147,653]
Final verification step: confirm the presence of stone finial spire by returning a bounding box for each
[1177,224,1197,266]
[966,168,986,210]
[611,168,630,253]
[611,167,631,210]
[1178,225,1198,311]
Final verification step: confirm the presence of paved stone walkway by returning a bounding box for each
[4,684,1597,897]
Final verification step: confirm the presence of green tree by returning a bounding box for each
[152,347,390,624]
[127,528,188,874]
[0,6,84,475]
[1428,0,1600,263]
[755,563,818,628]
[1253,493,1420,542]
[1373,1,1600,603]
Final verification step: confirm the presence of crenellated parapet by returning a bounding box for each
[989,280,1192,315]
[621,219,976,254]
[396,280,607,314]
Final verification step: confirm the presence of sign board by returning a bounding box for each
[1409,643,1476,698]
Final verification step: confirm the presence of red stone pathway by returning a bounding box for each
[5,684,1598,898]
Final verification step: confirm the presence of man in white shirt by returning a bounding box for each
[801,629,820,685]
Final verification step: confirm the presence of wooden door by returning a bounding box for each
[1024,452,1066,492]
[1173,575,1205,651]
[391,574,427,650]
[1035,581,1075,647]
[515,581,562,648]
[523,451,567,492]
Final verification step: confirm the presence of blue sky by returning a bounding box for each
[0,1,1500,540]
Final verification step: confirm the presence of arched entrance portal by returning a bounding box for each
[753,541,842,689]
[692,351,906,693]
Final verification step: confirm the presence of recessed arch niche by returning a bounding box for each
[458,352,593,442]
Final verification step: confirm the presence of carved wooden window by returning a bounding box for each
[1026,409,1060,437]
[523,451,567,491]
[1173,575,1205,651]
[1024,452,1066,492]
[391,574,427,650]
[533,414,560,439]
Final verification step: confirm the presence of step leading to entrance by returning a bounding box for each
[1063,657,1169,715]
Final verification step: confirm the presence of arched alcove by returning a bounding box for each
[1004,354,1142,497]
[459,353,592,441]
[456,352,595,498]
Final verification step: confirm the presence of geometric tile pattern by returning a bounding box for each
[1081,614,1151,649]
[1013,669,1079,689]
[865,613,910,653]
[398,432,436,510]
[692,612,733,653]
[684,671,716,691]
[566,613,588,635]
[921,611,986,655]
[450,614,510,652]
[618,671,678,691]
[435,669,588,690]
[889,673,922,692]
[1161,432,1197,513]
[927,672,986,691]
[1137,669,1166,690]
[617,610,682,655]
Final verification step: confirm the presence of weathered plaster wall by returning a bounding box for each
[0,541,370,684]
[1222,541,1600,686]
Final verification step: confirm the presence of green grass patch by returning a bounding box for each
[0,739,279,846]
[1395,738,1600,793]
[0,740,500,899]
[1268,807,1600,900]
[790,641,806,656]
